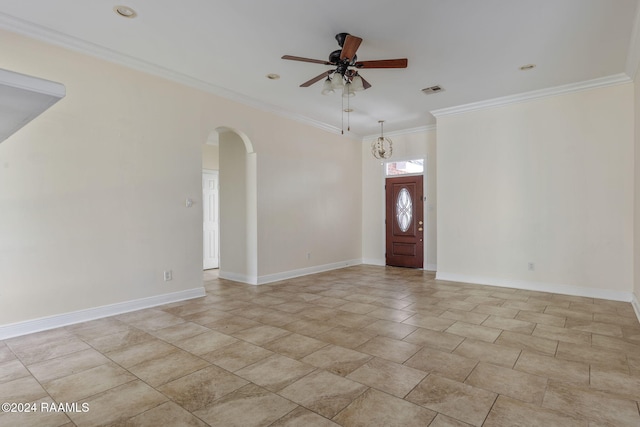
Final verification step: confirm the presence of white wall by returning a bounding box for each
[436,83,634,300]
[0,29,362,331]
[362,129,437,270]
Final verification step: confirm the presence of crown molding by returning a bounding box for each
[0,13,346,137]
[431,73,632,118]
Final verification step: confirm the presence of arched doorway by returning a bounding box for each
[203,127,257,284]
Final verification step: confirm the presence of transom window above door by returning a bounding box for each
[385,159,424,176]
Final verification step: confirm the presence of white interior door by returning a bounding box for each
[203,170,219,269]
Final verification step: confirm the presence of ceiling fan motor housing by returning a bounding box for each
[335,32,349,47]
[329,50,342,63]
[329,50,358,74]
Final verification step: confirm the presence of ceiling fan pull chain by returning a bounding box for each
[341,94,344,134]
[347,92,351,132]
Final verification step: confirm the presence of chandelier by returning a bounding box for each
[372,120,393,159]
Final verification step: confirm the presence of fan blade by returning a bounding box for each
[360,75,372,89]
[340,35,363,61]
[355,58,408,69]
[300,71,330,87]
[282,55,333,65]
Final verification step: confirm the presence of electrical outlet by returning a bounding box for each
[163,270,172,281]
[528,262,535,271]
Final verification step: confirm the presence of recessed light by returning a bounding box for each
[343,108,354,113]
[520,64,536,71]
[114,5,137,18]
[266,73,280,80]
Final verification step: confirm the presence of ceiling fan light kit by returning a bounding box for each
[342,82,356,98]
[350,75,365,92]
[282,32,407,134]
[331,73,345,90]
[321,77,334,95]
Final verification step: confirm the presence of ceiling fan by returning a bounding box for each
[282,33,408,91]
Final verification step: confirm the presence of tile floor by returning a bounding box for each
[1,265,640,426]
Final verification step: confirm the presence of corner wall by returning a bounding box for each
[254,121,362,282]
[436,83,634,300]
[634,78,640,316]
[219,131,252,282]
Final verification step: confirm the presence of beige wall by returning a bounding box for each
[255,122,362,280]
[362,129,437,270]
[219,131,250,279]
[437,83,634,299]
[202,143,219,170]
[0,29,362,328]
[0,31,204,326]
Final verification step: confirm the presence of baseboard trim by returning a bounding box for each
[425,264,438,272]
[632,293,640,324]
[0,287,206,340]
[435,272,633,302]
[218,270,258,285]
[257,259,363,285]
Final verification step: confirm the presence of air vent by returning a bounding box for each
[422,85,444,95]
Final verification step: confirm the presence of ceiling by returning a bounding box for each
[0,0,639,137]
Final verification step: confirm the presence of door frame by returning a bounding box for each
[385,174,424,268]
[380,157,426,269]
[203,168,220,270]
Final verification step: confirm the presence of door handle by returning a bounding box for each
[418,220,423,225]
[418,227,423,231]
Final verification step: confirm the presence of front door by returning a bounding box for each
[386,175,424,268]
[203,170,219,270]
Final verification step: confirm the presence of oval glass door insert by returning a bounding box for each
[396,187,412,232]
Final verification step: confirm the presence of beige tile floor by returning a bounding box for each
[1,265,640,426]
